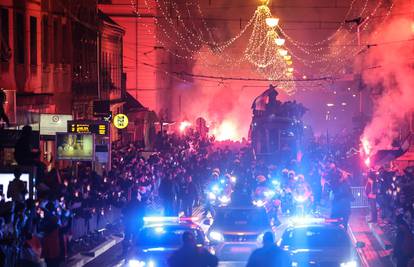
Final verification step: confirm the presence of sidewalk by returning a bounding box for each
[349,208,394,267]
[65,235,123,267]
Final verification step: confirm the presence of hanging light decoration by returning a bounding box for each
[287,67,294,72]
[275,38,285,46]
[283,55,292,61]
[278,49,288,56]
[142,0,298,95]
[265,17,280,28]
[286,60,293,65]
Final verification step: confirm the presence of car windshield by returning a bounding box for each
[281,227,350,249]
[214,208,269,228]
[137,226,203,247]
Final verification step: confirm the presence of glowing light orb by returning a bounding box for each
[179,121,191,132]
[278,49,288,56]
[265,17,279,28]
[283,55,292,61]
[211,120,240,141]
[275,38,285,46]
[361,137,372,167]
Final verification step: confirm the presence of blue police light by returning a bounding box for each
[253,200,265,207]
[209,231,224,242]
[128,259,146,267]
[143,217,178,223]
[264,190,275,198]
[340,260,357,267]
[208,192,217,200]
[294,195,307,203]
[212,184,220,193]
[154,227,165,234]
[218,195,230,204]
[289,216,341,225]
[271,179,280,186]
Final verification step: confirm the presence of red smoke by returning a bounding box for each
[360,16,414,155]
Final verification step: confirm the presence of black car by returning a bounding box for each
[206,206,272,262]
[279,223,364,267]
[127,217,207,267]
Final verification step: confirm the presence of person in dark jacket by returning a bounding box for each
[179,175,198,217]
[14,125,40,166]
[330,173,354,230]
[169,231,218,267]
[159,174,176,216]
[246,232,291,267]
[394,216,414,267]
[122,191,145,257]
[365,173,378,223]
[7,168,28,203]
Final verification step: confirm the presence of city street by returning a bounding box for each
[1,0,413,267]
[83,207,396,267]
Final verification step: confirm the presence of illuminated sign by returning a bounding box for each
[56,133,94,160]
[113,114,129,129]
[67,120,109,135]
[40,114,73,136]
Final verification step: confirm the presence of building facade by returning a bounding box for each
[0,0,125,127]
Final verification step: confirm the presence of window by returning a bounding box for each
[15,12,25,64]
[0,8,10,62]
[62,23,70,63]
[30,16,37,66]
[53,18,60,64]
[42,16,48,64]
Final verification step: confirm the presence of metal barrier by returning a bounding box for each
[351,186,368,208]
[71,207,121,239]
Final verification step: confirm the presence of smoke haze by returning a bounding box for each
[361,17,414,154]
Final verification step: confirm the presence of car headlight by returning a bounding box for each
[340,260,357,267]
[128,259,155,267]
[128,259,146,267]
[257,233,264,243]
[219,195,230,204]
[253,200,265,207]
[264,190,275,198]
[209,231,224,242]
[208,192,217,200]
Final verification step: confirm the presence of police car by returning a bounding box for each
[127,217,207,267]
[278,217,365,267]
[205,206,273,262]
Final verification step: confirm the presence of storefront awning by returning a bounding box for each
[124,92,147,112]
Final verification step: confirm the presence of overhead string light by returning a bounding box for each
[143,0,257,70]
[282,0,391,77]
[133,0,394,93]
[138,0,244,70]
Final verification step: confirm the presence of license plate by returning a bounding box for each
[230,246,252,253]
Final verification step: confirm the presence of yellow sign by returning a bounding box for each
[113,114,128,129]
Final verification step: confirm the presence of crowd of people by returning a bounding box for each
[0,120,413,266]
